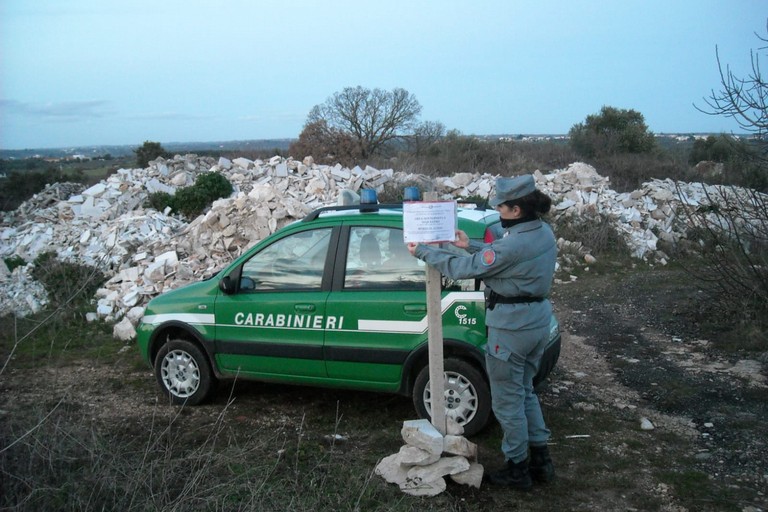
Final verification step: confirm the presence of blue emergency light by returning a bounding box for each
[404,186,420,201]
[360,189,378,204]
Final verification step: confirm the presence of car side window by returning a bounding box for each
[239,228,331,291]
[344,227,424,289]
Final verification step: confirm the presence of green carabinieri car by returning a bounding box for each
[137,197,561,436]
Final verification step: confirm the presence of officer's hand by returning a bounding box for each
[407,242,419,256]
[452,230,470,249]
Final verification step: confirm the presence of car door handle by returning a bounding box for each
[294,304,316,312]
[403,304,427,314]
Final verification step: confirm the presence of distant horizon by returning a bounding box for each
[0,130,747,155]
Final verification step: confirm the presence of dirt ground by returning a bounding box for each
[1,264,766,511]
[547,265,768,511]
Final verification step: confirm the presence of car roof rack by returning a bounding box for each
[302,203,405,222]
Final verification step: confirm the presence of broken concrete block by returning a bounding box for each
[443,435,478,460]
[398,444,441,466]
[401,419,443,455]
[113,316,136,341]
[406,456,470,483]
[449,462,484,488]
[232,157,253,169]
[374,453,409,485]
[126,306,145,325]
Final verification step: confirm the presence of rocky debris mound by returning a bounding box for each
[375,418,483,496]
[0,155,764,332]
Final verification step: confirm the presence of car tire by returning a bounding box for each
[412,358,491,437]
[154,339,215,405]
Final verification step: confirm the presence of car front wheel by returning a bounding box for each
[412,358,491,437]
[154,339,214,405]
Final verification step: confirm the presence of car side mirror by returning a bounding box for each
[219,275,236,295]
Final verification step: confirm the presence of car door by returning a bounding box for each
[214,227,334,380]
[323,225,428,390]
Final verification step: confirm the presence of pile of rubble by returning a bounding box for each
[0,154,764,334]
[375,418,483,496]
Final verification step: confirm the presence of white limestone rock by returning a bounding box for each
[398,444,441,466]
[113,316,136,341]
[401,419,443,455]
[374,453,409,485]
[443,435,478,460]
[126,306,145,325]
[449,462,484,488]
[407,455,470,482]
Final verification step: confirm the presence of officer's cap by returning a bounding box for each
[489,175,536,207]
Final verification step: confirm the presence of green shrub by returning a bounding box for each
[193,170,233,201]
[147,191,174,212]
[3,255,26,272]
[0,167,66,212]
[569,106,656,159]
[31,252,105,310]
[145,172,233,218]
[688,135,738,164]
[135,141,170,168]
[172,186,210,218]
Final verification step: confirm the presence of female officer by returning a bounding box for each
[407,174,557,490]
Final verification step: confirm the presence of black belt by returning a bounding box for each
[486,290,545,310]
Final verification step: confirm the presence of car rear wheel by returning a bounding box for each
[412,358,491,437]
[154,339,214,405]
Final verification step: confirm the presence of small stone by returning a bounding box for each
[113,317,136,341]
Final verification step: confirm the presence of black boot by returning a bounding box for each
[529,445,555,483]
[485,459,533,490]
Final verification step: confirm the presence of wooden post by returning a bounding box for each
[424,191,446,435]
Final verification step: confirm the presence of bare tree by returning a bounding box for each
[675,182,768,318]
[307,86,422,158]
[407,120,446,156]
[288,120,362,166]
[684,25,768,339]
[697,21,768,148]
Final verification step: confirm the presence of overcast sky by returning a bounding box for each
[1,0,765,150]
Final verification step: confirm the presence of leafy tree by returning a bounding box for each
[135,141,170,168]
[306,86,422,158]
[688,135,738,164]
[0,167,66,211]
[569,106,656,158]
